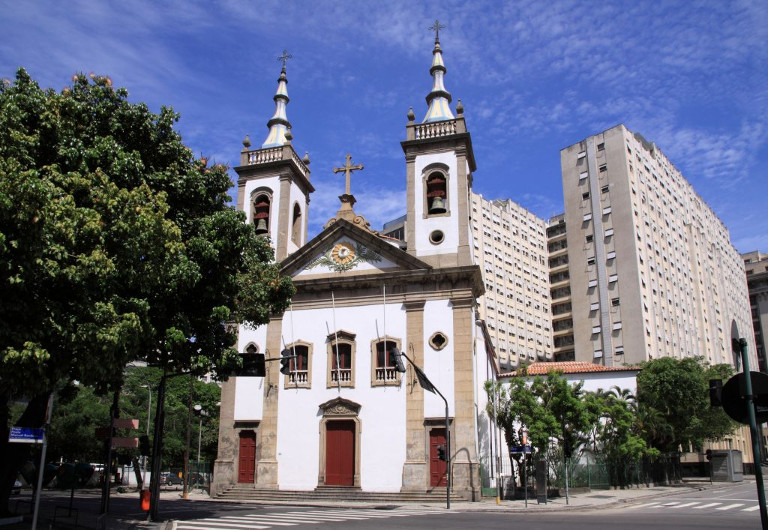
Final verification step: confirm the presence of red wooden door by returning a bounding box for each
[325,420,355,486]
[429,428,447,487]
[238,431,256,483]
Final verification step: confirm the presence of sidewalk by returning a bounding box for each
[0,479,742,528]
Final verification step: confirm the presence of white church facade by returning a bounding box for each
[213,32,500,500]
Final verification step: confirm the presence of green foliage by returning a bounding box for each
[636,357,737,452]
[0,68,295,399]
[45,367,221,467]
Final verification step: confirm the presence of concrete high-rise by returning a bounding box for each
[743,250,768,372]
[471,193,553,370]
[547,213,575,362]
[560,124,755,367]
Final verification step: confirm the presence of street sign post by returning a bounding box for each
[721,371,768,425]
[8,427,44,444]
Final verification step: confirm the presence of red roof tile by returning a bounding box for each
[503,361,639,377]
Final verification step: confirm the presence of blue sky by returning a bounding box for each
[2,0,767,253]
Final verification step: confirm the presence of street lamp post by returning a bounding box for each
[193,405,209,489]
[141,384,152,484]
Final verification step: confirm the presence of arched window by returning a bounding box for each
[252,192,271,236]
[283,341,312,388]
[371,337,403,386]
[291,203,302,245]
[327,331,356,388]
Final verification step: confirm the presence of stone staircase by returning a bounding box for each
[217,485,465,503]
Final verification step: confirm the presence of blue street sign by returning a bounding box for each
[9,426,45,444]
[509,445,532,454]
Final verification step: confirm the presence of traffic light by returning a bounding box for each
[240,353,266,377]
[705,449,712,461]
[280,348,292,375]
[436,445,446,461]
[563,438,573,459]
[389,346,407,373]
[139,435,151,456]
[709,379,723,407]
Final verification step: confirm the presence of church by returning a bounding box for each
[212,28,500,500]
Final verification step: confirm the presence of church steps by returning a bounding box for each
[217,486,463,503]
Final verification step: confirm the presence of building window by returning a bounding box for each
[371,337,403,386]
[577,151,586,159]
[423,164,450,217]
[601,185,609,193]
[597,143,605,151]
[251,190,273,236]
[611,298,620,307]
[291,203,302,245]
[588,279,598,288]
[284,342,312,388]
[583,213,592,222]
[605,228,614,237]
[606,251,616,260]
[327,331,356,388]
[586,234,594,243]
[609,274,618,283]
[599,164,607,172]
[579,171,588,180]
[582,192,590,200]
[429,332,449,351]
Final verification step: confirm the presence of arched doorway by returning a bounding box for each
[318,397,361,488]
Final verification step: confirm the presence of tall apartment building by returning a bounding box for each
[560,124,756,368]
[743,251,768,372]
[471,193,553,370]
[547,213,575,361]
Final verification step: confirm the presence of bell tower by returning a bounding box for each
[401,22,476,268]
[235,50,314,261]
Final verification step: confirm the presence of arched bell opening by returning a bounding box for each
[252,193,271,235]
[291,202,302,245]
[426,172,447,215]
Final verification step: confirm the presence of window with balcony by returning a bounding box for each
[371,337,402,387]
[284,342,311,388]
[327,331,356,388]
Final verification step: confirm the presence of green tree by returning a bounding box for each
[636,357,737,454]
[0,69,293,511]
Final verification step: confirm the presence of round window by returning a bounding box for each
[429,230,444,245]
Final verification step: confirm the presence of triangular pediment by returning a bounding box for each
[281,218,431,278]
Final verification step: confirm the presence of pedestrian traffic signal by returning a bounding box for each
[437,445,446,461]
[389,346,407,373]
[139,435,151,456]
[280,348,292,375]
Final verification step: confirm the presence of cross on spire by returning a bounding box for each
[429,19,446,42]
[333,154,364,195]
[277,50,292,70]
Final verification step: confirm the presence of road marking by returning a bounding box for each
[176,522,269,530]
[669,502,700,508]
[661,501,681,506]
[716,503,745,511]
[692,503,721,509]
[629,502,661,509]
[743,505,761,512]
[219,516,298,525]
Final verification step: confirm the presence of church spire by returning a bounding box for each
[262,50,293,148]
[423,20,455,123]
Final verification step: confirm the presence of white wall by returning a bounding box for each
[233,325,269,421]
[423,299,455,418]
[414,152,460,257]
[275,302,408,491]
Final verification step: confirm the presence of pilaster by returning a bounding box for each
[451,296,480,500]
[212,377,236,495]
[255,316,283,488]
[401,299,427,491]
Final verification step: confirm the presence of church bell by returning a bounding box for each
[255,218,268,234]
[429,195,447,214]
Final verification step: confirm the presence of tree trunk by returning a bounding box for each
[0,393,49,516]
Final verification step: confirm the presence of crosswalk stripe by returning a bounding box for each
[743,505,761,512]
[176,520,270,530]
[669,502,700,508]
[219,516,298,525]
[692,503,721,509]
[631,501,661,509]
[661,501,681,506]
[716,503,744,511]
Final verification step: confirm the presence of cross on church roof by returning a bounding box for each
[333,154,364,195]
[277,50,292,70]
[429,19,446,42]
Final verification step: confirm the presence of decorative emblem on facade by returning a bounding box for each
[308,242,382,272]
